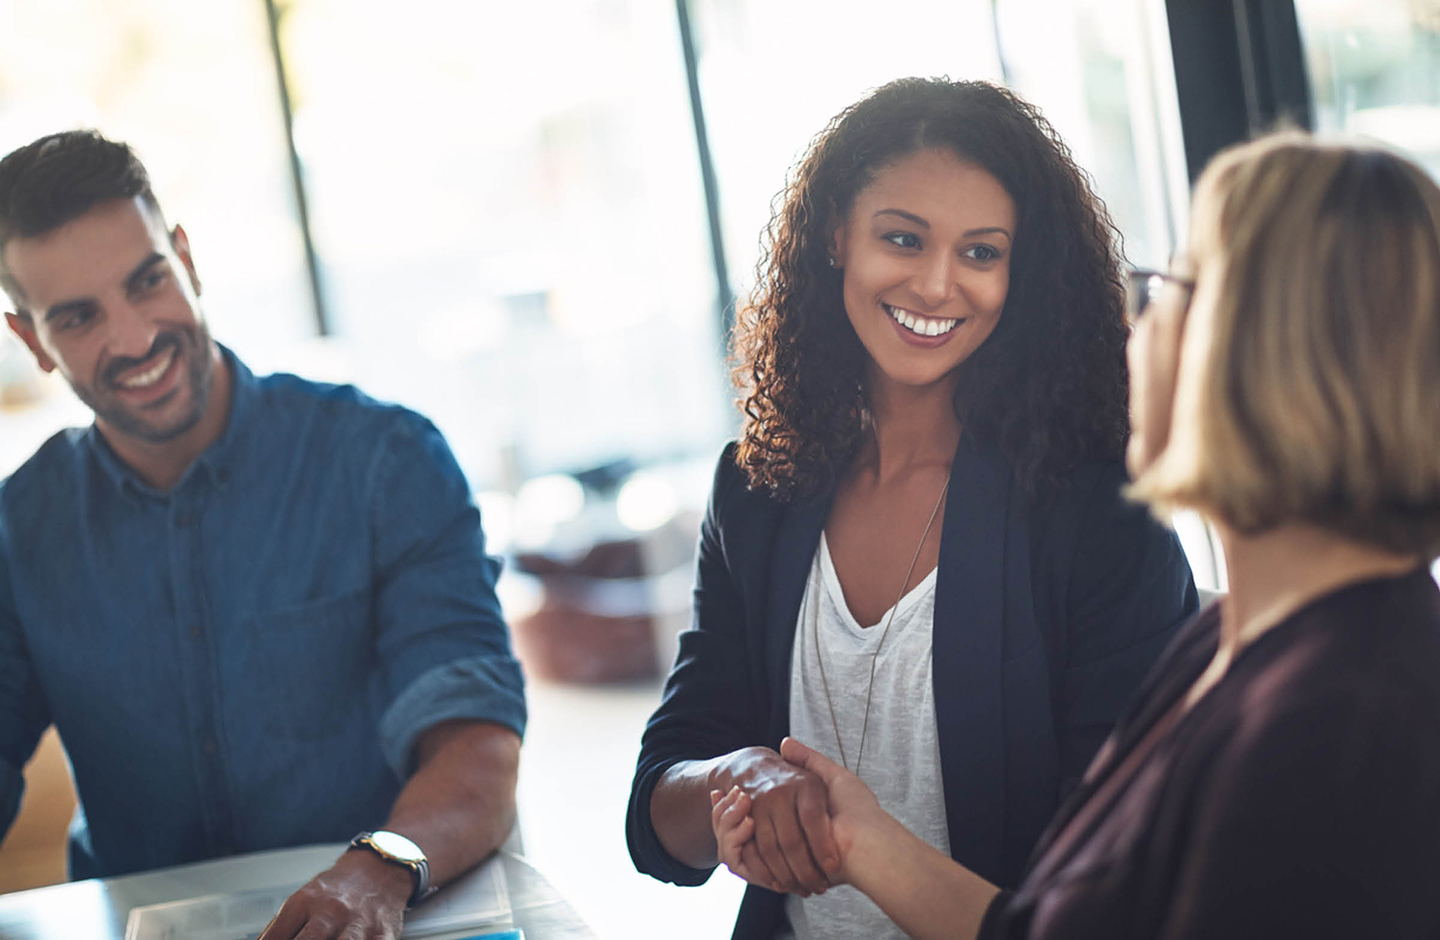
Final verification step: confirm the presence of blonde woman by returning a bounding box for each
[715,132,1440,939]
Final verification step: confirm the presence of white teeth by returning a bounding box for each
[886,305,959,337]
[118,348,175,389]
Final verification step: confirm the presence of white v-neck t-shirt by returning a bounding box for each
[781,533,950,940]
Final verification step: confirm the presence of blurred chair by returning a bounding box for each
[0,727,75,893]
[1197,587,1225,608]
[513,538,662,684]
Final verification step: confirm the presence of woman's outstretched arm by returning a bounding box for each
[628,447,838,899]
[777,737,1001,940]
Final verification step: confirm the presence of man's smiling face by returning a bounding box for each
[4,195,216,445]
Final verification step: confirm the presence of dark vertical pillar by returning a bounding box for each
[675,0,735,347]
[1165,0,1313,181]
[263,0,330,336]
[1232,0,1312,132]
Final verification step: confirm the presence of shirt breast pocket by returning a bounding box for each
[239,588,374,741]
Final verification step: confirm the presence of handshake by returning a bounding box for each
[707,737,889,897]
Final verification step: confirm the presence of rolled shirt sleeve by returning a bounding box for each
[366,415,526,778]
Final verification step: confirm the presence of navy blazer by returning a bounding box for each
[626,436,1197,939]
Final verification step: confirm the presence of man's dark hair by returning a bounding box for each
[0,130,160,311]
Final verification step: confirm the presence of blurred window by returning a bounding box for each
[0,0,314,362]
[276,0,729,490]
[995,0,1189,268]
[685,0,1005,301]
[1294,0,1440,177]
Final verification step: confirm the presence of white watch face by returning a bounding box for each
[368,830,424,863]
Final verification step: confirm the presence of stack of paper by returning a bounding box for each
[124,859,512,940]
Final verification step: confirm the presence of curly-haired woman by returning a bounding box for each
[626,77,1197,940]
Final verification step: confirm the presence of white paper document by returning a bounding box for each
[124,859,512,940]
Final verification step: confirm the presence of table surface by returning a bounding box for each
[0,845,594,940]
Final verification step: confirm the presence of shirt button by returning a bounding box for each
[189,625,203,639]
[202,739,218,755]
[175,512,193,528]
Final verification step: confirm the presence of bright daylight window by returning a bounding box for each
[276,0,729,500]
[995,0,1190,269]
[687,0,1005,300]
[1295,0,1440,178]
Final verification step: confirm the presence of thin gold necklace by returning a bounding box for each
[815,477,950,776]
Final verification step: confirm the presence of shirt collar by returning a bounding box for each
[83,344,256,501]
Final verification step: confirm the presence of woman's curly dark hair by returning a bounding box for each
[733,77,1130,504]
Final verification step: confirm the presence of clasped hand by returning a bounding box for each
[711,738,884,896]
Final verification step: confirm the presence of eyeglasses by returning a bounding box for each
[1127,267,1195,324]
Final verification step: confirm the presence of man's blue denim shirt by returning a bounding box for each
[0,349,526,878]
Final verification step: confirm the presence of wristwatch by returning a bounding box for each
[348,830,434,907]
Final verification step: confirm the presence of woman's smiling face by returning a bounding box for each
[832,147,1016,394]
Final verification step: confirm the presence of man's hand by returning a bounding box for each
[257,721,518,940]
[258,846,413,940]
[711,745,839,897]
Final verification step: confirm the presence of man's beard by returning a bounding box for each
[73,322,217,445]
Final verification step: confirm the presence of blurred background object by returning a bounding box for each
[507,459,707,684]
[0,731,71,894]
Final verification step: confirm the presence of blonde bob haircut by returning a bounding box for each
[1130,132,1440,556]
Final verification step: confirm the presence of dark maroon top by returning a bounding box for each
[981,567,1440,940]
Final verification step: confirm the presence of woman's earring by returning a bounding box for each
[828,256,837,268]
